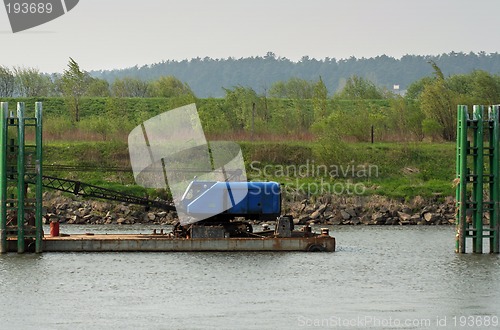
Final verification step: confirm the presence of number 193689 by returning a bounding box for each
[6,2,53,14]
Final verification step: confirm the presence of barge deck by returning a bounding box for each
[5,234,335,252]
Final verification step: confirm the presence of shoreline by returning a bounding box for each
[42,192,460,227]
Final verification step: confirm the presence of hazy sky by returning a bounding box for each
[1,0,499,73]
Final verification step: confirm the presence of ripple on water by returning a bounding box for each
[1,225,499,330]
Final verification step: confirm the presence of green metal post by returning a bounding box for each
[0,103,8,254]
[457,105,468,253]
[455,106,462,253]
[455,105,463,253]
[460,106,469,254]
[35,102,43,253]
[16,103,25,254]
[490,105,500,253]
[472,105,484,253]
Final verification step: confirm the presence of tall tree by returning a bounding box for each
[269,77,314,99]
[420,61,457,141]
[86,78,110,97]
[335,75,384,99]
[14,67,53,97]
[405,76,434,100]
[150,76,194,98]
[469,70,500,104]
[61,58,90,121]
[0,66,15,97]
[111,77,150,97]
[223,86,260,130]
[312,76,328,120]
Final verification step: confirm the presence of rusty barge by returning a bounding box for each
[4,225,336,253]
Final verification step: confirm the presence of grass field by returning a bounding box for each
[41,140,456,201]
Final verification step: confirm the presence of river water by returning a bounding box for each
[1,225,499,330]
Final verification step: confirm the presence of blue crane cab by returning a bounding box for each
[180,181,281,222]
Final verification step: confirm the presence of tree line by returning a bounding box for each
[92,51,500,97]
[7,51,500,99]
[0,62,195,99]
[2,58,500,145]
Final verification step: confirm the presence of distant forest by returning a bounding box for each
[91,52,500,97]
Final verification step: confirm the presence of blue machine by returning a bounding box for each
[180,181,281,222]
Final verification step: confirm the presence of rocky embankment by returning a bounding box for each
[43,191,462,226]
[43,192,176,226]
[285,195,459,226]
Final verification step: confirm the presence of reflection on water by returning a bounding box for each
[1,226,499,329]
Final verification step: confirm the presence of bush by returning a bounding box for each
[422,118,443,141]
[44,116,74,140]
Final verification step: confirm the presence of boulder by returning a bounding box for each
[83,214,94,223]
[398,212,412,221]
[372,212,386,221]
[360,215,371,225]
[340,210,351,220]
[310,210,321,220]
[410,214,421,224]
[423,212,438,223]
[316,204,328,214]
[345,208,358,218]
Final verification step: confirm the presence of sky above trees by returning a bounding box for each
[1,0,499,73]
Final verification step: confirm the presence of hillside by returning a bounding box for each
[91,52,500,97]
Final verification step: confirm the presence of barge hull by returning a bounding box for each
[6,235,335,252]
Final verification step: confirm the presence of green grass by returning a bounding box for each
[41,140,456,201]
[243,141,455,199]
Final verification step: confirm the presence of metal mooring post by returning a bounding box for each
[17,103,25,254]
[472,105,484,253]
[489,105,500,253]
[0,102,43,253]
[455,105,468,253]
[0,103,7,254]
[455,104,500,254]
[35,102,43,253]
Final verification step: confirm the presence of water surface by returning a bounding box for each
[1,225,499,329]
